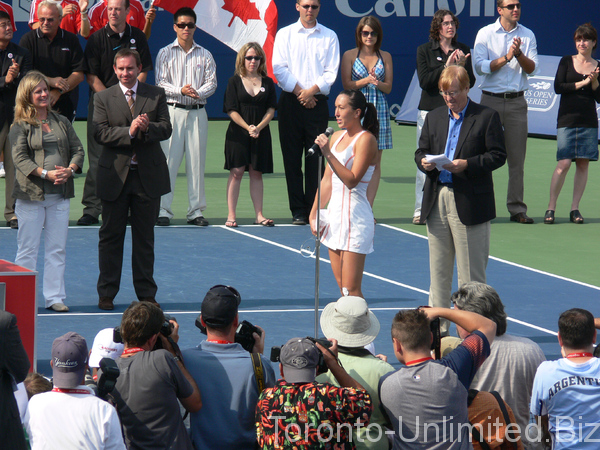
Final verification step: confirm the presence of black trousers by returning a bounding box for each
[97,169,160,300]
[277,92,329,217]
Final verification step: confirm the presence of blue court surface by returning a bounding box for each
[1,223,598,375]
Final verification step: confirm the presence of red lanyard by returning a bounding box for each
[566,352,593,359]
[207,339,234,344]
[52,387,91,394]
[405,356,433,366]
[122,347,145,355]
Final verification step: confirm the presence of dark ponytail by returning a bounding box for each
[339,89,379,140]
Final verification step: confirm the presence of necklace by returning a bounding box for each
[243,76,260,86]
[40,119,49,124]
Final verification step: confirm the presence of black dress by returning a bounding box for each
[223,75,277,173]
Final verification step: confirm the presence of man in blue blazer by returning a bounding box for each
[93,48,171,310]
[415,65,506,334]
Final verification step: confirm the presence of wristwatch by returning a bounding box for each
[41,169,48,179]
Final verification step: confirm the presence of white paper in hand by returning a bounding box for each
[425,154,452,169]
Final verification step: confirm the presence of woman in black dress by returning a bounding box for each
[223,42,276,227]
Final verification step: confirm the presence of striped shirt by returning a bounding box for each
[155,39,217,105]
[29,0,82,35]
[0,1,16,31]
[88,0,146,36]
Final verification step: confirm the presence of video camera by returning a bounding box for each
[194,315,262,353]
[270,336,332,374]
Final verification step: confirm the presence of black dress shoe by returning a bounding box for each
[187,216,209,226]
[156,217,170,226]
[98,297,114,310]
[8,219,18,229]
[292,214,307,225]
[77,214,99,226]
[509,212,534,224]
[139,297,161,309]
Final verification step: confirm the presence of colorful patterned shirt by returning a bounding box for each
[256,380,372,449]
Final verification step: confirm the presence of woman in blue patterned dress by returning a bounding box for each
[341,15,393,207]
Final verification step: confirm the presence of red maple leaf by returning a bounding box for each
[221,0,261,27]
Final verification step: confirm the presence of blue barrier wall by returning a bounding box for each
[8,0,599,122]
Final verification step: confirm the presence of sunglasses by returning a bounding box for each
[500,3,521,10]
[39,17,56,23]
[300,4,319,10]
[175,22,196,29]
[209,284,241,301]
[361,30,378,38]
[245,56,262,61]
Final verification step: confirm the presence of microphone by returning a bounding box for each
[307,127,335,156]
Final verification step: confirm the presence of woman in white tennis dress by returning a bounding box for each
[309,89,379,298]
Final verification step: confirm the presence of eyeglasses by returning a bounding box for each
[245,56,262,61]
[441,21,455,27]
[39,17,56,23]
[500,3,521,10]
[439,90,461,98]
[175,22,196,29]
[361,30,378,38]
[300,4,319,10]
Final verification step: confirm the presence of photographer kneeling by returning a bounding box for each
[112,302,202,450]
[256,337,372,448]
[182,285,277,450]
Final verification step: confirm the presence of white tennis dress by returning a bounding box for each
[321,130,375,254]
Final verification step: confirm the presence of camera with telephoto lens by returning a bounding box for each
[430,318,441,360]
[96,357,120,400]
[235,320,261,353]
[270,336,332,374]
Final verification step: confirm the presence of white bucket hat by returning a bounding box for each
[320,296,380,347]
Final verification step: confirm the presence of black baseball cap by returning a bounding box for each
[201,285,241,328]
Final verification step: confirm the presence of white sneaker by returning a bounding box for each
[0,162,5,178]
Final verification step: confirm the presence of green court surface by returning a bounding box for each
[2,119,599,287]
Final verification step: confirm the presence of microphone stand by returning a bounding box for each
[313,150,323,338]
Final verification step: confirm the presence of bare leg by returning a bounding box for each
[328,248,342,292]
[339,250,366,298]
[226,167,245,223]
[366,150,382,207]
[571,158,589,211]
[547,159,572,211]
[249,165,267,223]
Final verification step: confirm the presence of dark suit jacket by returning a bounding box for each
[0,42,32,127]
[415,100,507,226]
[0,311,30,450]
[93,82,172,201]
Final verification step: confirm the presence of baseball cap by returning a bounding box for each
[280,337,319,383]
[51,332,88,389]
[201,285,241,328]
[88,328,125,368]
[320,296,380,348]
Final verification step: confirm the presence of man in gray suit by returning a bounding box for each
[93,48,171,311]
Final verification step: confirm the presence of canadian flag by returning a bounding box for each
[153,0,278,79]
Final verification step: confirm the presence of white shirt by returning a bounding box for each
[473,18,539,93]
[156,39,217,105]
[272,19,340,95]
[25,385,125,450]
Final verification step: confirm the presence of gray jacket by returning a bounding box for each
[10,111,84,201]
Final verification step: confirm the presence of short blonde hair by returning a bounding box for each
[235,42,267,77]
[438,65,470,92]
[13,71,52,126]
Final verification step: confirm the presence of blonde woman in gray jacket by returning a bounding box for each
[10,71,84,312]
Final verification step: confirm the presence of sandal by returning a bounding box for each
[544,210,555,224]
[254,218,274,227]
[225,220,238,228]
[570,210,584,224]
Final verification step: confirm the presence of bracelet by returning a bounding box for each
[69,167,75,176]
[41,169,48,179]
[514,50,522,58]
[504,55,511,64]
[173,356,181,362]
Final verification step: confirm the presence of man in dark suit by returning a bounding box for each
[0,11,31,229]
[0,311,30,450]
[415,65,506,334]
[94,48,171,310]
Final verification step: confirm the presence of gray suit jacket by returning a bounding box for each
[93,82,172,201]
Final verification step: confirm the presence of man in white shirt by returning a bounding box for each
[272,0,339,225]
[25,332,125,449]
[473,0,538,224]
[155,7,217,227]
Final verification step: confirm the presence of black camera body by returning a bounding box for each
[97,357,120,400]
[194,315,261,353]
[113,314,174,347]
[270,337,332,374]
[430,318,441,360]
